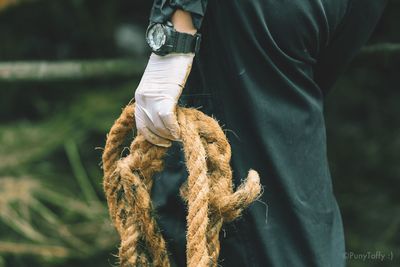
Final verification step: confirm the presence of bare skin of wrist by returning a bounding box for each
[171,9,197,35]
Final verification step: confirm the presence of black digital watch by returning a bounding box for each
[145,21,202,56]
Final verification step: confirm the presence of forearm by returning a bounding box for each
[171,9,197,35]
[135,8,199,147]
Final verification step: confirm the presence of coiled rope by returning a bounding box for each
[102,103,262,267]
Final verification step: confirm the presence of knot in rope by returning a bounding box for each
[102,103,262,267]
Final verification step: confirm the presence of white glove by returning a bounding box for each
[134,52,194,147]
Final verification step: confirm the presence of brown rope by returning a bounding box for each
[102,103,262,267]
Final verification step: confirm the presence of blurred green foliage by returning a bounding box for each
[0,0,399,266]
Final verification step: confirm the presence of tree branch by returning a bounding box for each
[0,58,146,82]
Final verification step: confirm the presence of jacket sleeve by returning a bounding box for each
[150,0,208,29]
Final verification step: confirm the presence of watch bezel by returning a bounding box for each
[145,23,169,55]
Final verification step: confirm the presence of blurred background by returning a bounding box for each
[0,0,398,266]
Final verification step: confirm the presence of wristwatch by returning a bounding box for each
[145,21,202,56]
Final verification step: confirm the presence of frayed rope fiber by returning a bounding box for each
[102,103,262,267]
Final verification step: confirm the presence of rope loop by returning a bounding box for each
[102,103,262,267]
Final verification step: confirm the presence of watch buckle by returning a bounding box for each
[194,34,202,54]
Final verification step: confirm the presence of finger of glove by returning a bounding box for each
[138,126,172,148]
[135,102,174,141]
[138,109,176,141]
[135,111,172,147]
[146,112,179,141]
[159,111,181,140]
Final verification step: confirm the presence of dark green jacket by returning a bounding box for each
[149,1,388,266]
[150,0,207,29]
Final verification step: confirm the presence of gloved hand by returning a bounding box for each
[134,52,194,147]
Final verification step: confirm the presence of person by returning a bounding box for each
[133,0,388,266]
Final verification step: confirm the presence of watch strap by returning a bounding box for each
[172,31,201,54]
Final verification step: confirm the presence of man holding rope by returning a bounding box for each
[133,0,387,266]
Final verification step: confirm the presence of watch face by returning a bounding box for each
[147,24,166,51]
